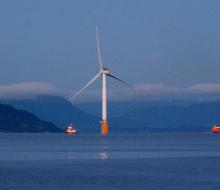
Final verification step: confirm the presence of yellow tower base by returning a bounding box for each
[101,120,109,135]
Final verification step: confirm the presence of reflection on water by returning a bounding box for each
[67,152,109,160]
[1,133,220,190]
[0,132,220,161]
[68,152,75,160]
[99,152,109,160]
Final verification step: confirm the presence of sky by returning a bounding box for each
[0,0,220,102]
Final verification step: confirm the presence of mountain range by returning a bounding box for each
[3,96,99,132]
[0,103,62,133]
[77,100,220,132]
[111,102,220,132]
[2,95,220,132]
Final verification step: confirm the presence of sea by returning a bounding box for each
[0,132,220,190]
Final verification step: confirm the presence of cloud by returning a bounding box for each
[131,83,220,101]
[0,82,62,100]
[189,84,220,93]
[69,83,220,102]
[1,81,220,102]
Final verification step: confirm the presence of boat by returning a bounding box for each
[65,124,78,135]
[211,125,220,133]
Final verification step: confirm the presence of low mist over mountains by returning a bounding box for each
[0,104,61,133]
[2,95,220,132]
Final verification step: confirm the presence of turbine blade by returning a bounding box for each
[72,73,101,99]
[106,74,131,88]
[96,26,103,69]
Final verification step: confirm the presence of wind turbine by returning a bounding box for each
[72,27,131,135]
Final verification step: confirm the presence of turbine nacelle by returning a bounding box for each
[100,68,110,74]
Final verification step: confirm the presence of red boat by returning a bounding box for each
[65,124,78,135]
[211,125,220,133]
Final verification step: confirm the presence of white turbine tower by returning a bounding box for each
[72,27,131,135]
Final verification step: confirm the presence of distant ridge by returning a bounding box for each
[3,96,99,132]
[3,96,220,132]
[77,100,220,132]
[110,101,220,132]
[0,103,62,133]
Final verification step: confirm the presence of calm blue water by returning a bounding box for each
[0,132,220,190]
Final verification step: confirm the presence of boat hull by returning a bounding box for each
[211,126,220,133]
[65,123,78,135]
[65,131,78,135]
